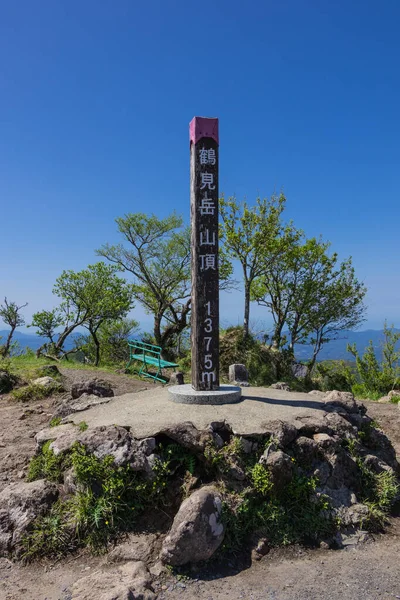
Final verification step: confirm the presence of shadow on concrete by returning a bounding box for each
[241,394,327,411]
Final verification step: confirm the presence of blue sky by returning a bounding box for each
[1,0,399,334]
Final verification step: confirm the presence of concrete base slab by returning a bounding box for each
[168,384,241,405]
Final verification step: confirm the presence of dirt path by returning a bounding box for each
[0,379,399,600]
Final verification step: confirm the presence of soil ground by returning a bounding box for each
[1,368,400,599]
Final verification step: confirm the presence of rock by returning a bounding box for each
[292,363,308,379]
[339,503,370,526]
[292,436,319,463]
[363,454,394,474]
[0,479,58,556]
[0,371,16,394]
[107,533,158,564]
[160,485,224,566]
[169,372,184,385]
[63,468,80,495]
[270,382,291,391]
[294,414,331,436]
[54,393,114,418]
[313,461,331,485]
[313,433,340,452]
[71,560,155,600]
[35,424,77,449]
[71,379,114,400]
[324,412,355,436]
[324,390,358,414]
[160,422,211,453]
[378,396,390,403]
[326,449,359,489]
[260,420,297,447]
[32,376,58,389]
[340,530,370,547]
[260,450,294,491]
[319,485,356,509]
[228,364,249,384]
[362,428,398,470]
[388,389,400,400]
[308,390,327,397]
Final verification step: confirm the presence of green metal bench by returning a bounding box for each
[126,340,179,383]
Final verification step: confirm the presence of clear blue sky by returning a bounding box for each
[1,0,399,333]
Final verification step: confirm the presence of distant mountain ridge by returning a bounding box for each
[0,330,77,351]
[1,328,397,362]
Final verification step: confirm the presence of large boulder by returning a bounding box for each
[71,379,114,400]
[0,479,58,556]
[35,424,158,475]
[160,485,224,565]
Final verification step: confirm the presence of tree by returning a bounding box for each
[252,234,367,370]
[31,263,135,364]
[219,194,286,338]
[77,318,140,365]
[0,298,28,356]
[305,258,367,372]
[97,212,192,357]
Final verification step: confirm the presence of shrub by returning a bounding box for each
[314,360,355,392]
[347,322,400,398]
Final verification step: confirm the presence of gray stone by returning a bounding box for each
[270,382,291,391]
[292,436,319,463]
[169,372,184,385]
[107,533,158,564]
[168,384,241,405]
[46,425,156,473]
[339,503,370,526]
[71,379,114,400]
[160,421,211,453]
[0,479,58,556]
[160,486,224,566]
[71,560,155,600]
[388,389,400,399]
[260,449,294,491]
[326,449,359,489]
[32,376,58,388]
[35,423,77,449]
[260,420,298,447]
[324,390,358,414]
[55,393,114,418]
[228,364,249,384]
[363,454,394,474]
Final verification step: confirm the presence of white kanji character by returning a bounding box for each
[199,254,216,271]
[200,229,216,246]
[199,193,215,215]
[199,147,216,166]
[200,172,215,190]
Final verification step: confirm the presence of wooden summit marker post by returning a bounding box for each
[190,116,219,391]
[168,117,241,404]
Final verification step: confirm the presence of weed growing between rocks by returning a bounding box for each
[23,441,190,560]
[16,397,400,566]
[11,381,63,401]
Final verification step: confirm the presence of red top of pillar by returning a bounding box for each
[189,116,219,145]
